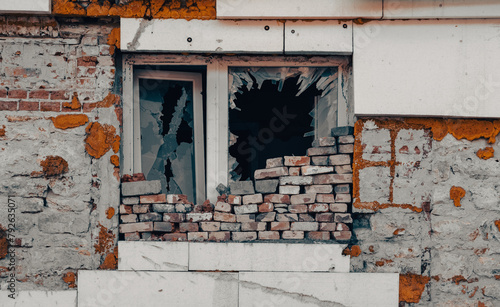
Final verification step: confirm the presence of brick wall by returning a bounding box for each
[119,128,355,243]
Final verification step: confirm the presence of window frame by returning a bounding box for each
[122,54,352,202]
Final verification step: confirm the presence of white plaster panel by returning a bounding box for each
[353,20,500,118]
[217,0,383,19]
[0,291,76,307]
[0,0,51,14]
[285,21,353,54]
[118,241,188,271]
[121,18,284,53]
[384,0,500,19]
[239,272,399,307]
[78,271,238,307]
[189,242,350,272]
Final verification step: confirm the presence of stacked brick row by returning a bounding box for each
[119,127,354,242]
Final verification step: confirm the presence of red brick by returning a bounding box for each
[264,194,290,204]
[258,202,274,212]
[0,101,17,111]
[290,194,316,205]
[200,222,220,232]
[307,146,337,156]
[188,232,208,241]
[319,223,336,231]
[153,222,174,232]
[299,214,315,222]
[40,101,61,112]
[0,89,7,98]
[77,56,98,67]
[8,89,27,99]
[338,144,354,154]
[258,231,280,240]
[334,213,353,223]
[227,195,241,205]
[336,223,349,231]
[61,106,81,113]
[333,231,352,241]
[19,101,39,111]
[241,222,266,231]
[335,194,351,203]
[132,204,150,214]
[290,222,319,231]
[119,222,154,233]
[282,231,304,239]
[329,203,348,212]
[82,103,96,112]
[120,214,138,224]
[289,204,308,214]
[284,156,310,166]
[270,221,290,230]
[214,212,236,222]
[307,231,331,241]
[163,213,185,223]
[50,91,70,100]
[312,174,352,185]
[289,167,300,176]
[120,204,133,214]
[315,213,334,222]
[308,203,329,213]
[179,222,199,232]
[232,232,257,241]
[208,231,230,242]
[140,194,167,204]
[254,167,288,179]
[124,232,140,241]
[163,233,187,241]
[242,193,263,205]
[215,201,231,212]
[266,157,283,168]
[29,90,50,99]
[316,194,335,203]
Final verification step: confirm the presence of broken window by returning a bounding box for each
[135,70,205,204]
[228,67,339,182]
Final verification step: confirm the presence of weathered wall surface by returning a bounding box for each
[0,16,121,290]
[351,118,500,306]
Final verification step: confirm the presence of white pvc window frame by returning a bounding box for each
[122,54,351,202]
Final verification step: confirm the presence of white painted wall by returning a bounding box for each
[0,0,51,14]
[353,19,500,118]
[384,0,500,19]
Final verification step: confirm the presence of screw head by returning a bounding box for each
[343,24,348,29]
[187,37,192,42]
[291,29,295,34]
[264,25,270,31]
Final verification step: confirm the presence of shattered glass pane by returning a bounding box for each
[228,67,339,182]
[140,78,196,202]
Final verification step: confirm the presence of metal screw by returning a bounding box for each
[343,24,348,29]
[264,25,270,31]
[291,30,295,34]
[187,37,192,42]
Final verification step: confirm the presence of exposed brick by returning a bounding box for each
[311,156,329,166]
[120,204,133,214]
[329,154,351,166]
[312,174,352,185]
[18,100,39,111]
[334,213,353,224]
[40,101,61,112]
[119,222,153,233]
[139,212,162,222]
[320,223,336,231]
[290,194,316,205]
[266,157,283,168]
[82,103,96,113]
[186,213,213,222]
[153,204,175,213]
[153,222,174,232]
[338,135,354,144]
[299,214,315,222]
[289,167,301,176]
[259,231,280,240]
[305,185,333,194]
[8,89,27,99]
[279,185,300,194]
[167,194,188,203]
[227,195,241,205]
[330,203,348,213]
[234,204,258,215]
[258,202,274,212]
[215,201,231,212]
[289,204,308,214]
[123,197,140,205]
[307,231,331,240]
[200,222,220,232]
[163,213,185,223]
[163,233,187,241]
[316,194,335,203]
[179,223,199,232]
[175,204,193,213]
[309,203,329,213]
[50,91,69,100]
[335,165,353,174]
[132,204,150,214]
[333,231,352,241]
[334,184,350,194]
[241,222,266,231]
[270,221,290,230]
[236,214,255,222]
[208,232,231,242]
[254,167,288,179]
[338,144,354,154]
[336,223,350,231]
[232,232,257,241]
[188,232,208,241]
[282,231,304,239]
[317,137,337,147]
[307,146,337,156]
[77,56,98,67]
[290,222,319,231]
[255,179,279,193]
[0,101,17,111]
[0,89,7,98]
[335,194,352,203]
[284,156,310,166]
[255,212,276,222]
[221,223,241,231]
[280,176,313,186]
[264,194,290,204]
[229,181,255,195]
[140,194,167,204]
[214,212,237,222]
[124,232,140,241]
[301,166,334,176]
[29,90,50,99]
[120,214,137,223]
[141,233,152,240]
[316,213,334,222]
[242,193,263,205]
[276,213,299,222]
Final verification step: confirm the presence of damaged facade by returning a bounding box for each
[1,0,500,306]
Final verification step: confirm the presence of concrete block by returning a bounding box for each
[239,272,399,307]
[78,271,238,307]
[254,179,279,193]
[121,180,161,196]
[229,181,255,195]
[118,241,188,271]
[189,243,349,272]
